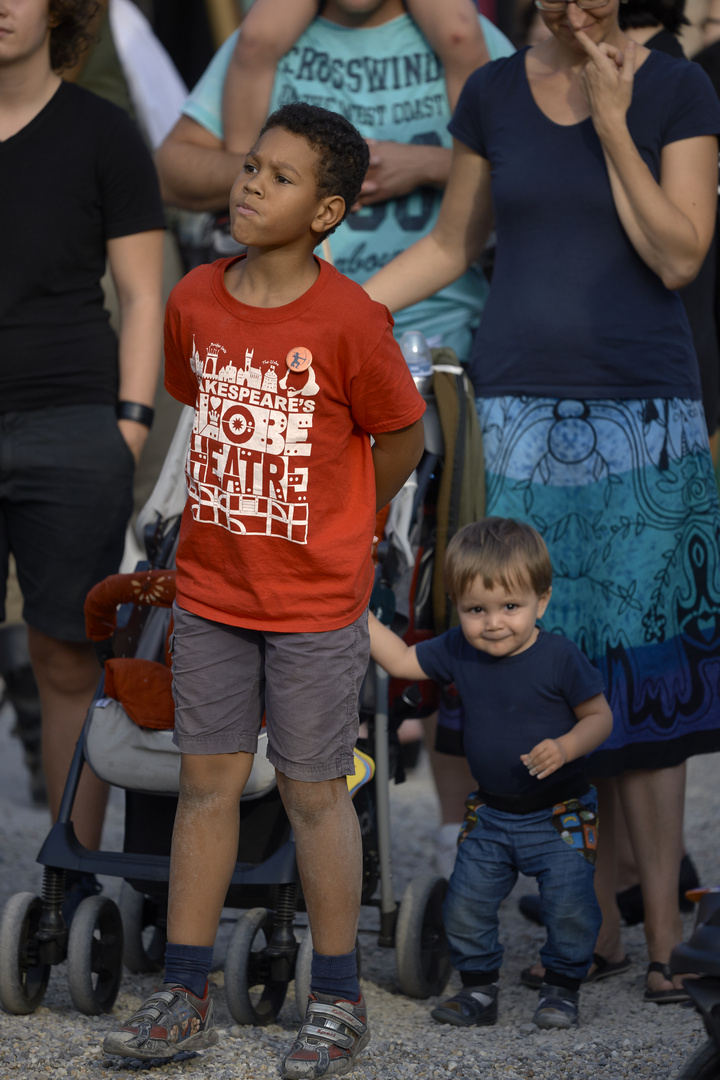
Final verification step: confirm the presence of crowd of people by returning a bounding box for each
[2,0,720,1077]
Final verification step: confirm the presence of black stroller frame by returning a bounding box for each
[0,385,458,1027]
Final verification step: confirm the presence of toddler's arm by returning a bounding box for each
[222,0,316,155]
[520,693,613,781]
[369,612,429,681]
[408,0,490,109]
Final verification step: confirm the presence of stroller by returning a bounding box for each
[0,364,478,1024]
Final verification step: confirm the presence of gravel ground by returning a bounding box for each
[0,698,718,1080]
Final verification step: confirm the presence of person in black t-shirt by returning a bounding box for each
[0,0,165,915]
[369,518,613,1031]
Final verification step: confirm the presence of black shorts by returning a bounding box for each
[0,404,134,642]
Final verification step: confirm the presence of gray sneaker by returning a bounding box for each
[533,984,579,1029]
[103,985,218,1060]
[282,991,370,1078]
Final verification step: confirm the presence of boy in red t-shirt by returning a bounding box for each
[104,103,425,1079]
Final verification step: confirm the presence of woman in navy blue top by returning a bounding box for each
[365,0,720,1004]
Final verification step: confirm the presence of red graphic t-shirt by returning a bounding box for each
[164,256,426,632]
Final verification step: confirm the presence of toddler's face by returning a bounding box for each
[457,577,551,659]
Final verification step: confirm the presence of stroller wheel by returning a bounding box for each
[0,892,51,1014]
[118,882,166,973]
[225,908,289,1026]
[66,895,124,1015]
[294,928,362,1020]
[395,874,451,999]
[676,1037,720,1080]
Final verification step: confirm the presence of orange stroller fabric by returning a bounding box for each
[84,569,176,640]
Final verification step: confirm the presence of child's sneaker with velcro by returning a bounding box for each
[103,984,218,1060]
[281,991,370,1078]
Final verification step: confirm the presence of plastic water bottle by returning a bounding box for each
[399,330,433,393]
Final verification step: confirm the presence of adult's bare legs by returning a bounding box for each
[422,711,476,828]
[618,764,686,993]
[421,710,476,877]
[277,774,361,956]
[28,626,107,851]
[167,751,255,945]
[554,767,685,991]
[590,776,626,964]
[615,796,640,893]
[615,793,690,897]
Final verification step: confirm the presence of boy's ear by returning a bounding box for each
[311,195,346,238]
[536,586,552,619]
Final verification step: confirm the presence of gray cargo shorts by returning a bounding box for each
[170,602,370,782]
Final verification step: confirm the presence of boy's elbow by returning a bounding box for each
[407,418,425,470]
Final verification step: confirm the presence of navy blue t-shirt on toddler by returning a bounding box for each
[448,48,720,400]
[416,629,606,812]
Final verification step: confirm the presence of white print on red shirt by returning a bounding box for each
[185,336,318,543]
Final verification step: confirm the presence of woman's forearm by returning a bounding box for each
[109,230,164,463]
[117,294,163,406]
[111,231,165,406]
[364,228,474,312]
[599,125,717,289]
[364,140,494,311]
[575,34,717,290]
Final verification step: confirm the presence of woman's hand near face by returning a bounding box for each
[576,31,636,137]
[569,30,718,290]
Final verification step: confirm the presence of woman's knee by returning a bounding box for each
[27,628,99,696]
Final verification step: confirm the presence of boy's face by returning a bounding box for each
[229,127,341,251]
[456,577,551,660]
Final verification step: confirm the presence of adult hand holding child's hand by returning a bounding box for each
[521,738,567,781]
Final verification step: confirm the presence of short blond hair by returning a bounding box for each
[444,518,552,603]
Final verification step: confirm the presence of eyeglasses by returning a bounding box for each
[535,0,610,10]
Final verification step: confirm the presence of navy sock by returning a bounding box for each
[310,948,360,1001]
[163,943,214,999]
[461,969,499,988]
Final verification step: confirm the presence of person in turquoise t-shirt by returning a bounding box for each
[221,0,491,155]
[155,0,514,362]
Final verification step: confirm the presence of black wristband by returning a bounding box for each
[117,401,155,429]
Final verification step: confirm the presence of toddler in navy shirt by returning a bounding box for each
[369,517,612,1030]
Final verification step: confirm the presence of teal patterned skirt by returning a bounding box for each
[477,395,720,776]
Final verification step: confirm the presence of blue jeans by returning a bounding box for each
[444,789,601,983]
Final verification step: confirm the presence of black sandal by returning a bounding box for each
[643,961,690,1004]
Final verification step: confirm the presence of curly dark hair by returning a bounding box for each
[49,0,99,72]
[259,103,370,241]
[619,0,688,34]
